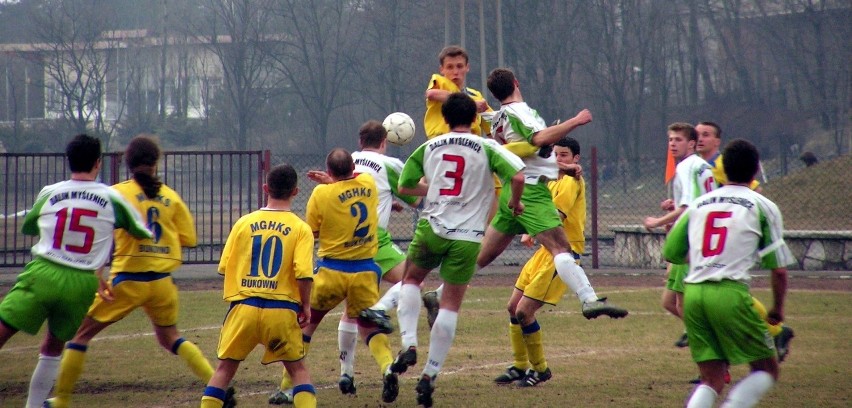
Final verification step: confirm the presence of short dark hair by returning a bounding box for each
[125,134,163,199]
[442,92,477,129]
[66,134,101,173]
[487,68,516,102]
[439,45,468,65]
[555,136,580,156]
[698,121,722,139]
[668,122,697,142]
[722,139,759,183]
[326,148,354,179]
[359,120,387,149]
[266,164,298,199]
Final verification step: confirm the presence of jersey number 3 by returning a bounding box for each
[52,208,98,254]
[702,211,732,257]
[439,154,465,196]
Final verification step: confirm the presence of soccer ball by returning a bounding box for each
[383,112,416,146]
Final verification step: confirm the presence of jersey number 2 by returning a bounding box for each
[702,211,732,257]
[439,154,465,196]
[52,208,98,254]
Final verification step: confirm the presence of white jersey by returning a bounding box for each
[673,154,715,207]
[22,180,152,270]
[399,132,525,242]
[664,185,794,285]
[352,150,417,230]
[490,102,557,184]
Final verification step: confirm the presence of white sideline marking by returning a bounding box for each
[0,312,346,354]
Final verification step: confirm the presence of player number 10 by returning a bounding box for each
[249,235,283,278]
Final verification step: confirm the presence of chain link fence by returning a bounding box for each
[2,150,849,268]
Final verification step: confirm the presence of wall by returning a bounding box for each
[610,225,852,271]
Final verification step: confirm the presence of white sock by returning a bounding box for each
[337,320,358,376]
[374,281,402,311]
[686,384,717,408]
[554,253,597,303]
[422,309,458,378]
[398,284,422,348]
[434,284,444,300]
[721,371,774,408]
[26,354,61,408]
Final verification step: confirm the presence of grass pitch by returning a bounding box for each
[1,280,850,407]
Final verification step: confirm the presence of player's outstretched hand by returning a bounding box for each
[643,216,659,232]
[520,234,535,248]
[307,170,332,184]
[574,109,592,125]
[660,199,675,212]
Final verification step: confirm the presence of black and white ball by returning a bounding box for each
[382,112,416,146]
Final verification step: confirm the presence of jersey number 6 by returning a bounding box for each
[702,211,732,257]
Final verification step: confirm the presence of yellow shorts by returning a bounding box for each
[88,272,178,326]
[515,247,575,306]
[217,298,305,364]
[311,258,381,319]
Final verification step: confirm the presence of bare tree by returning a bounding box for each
[29,0,123,143]
[575,0,666,179]
[266,0,365,152]
[752,0,851,156]
[200,0,277,150]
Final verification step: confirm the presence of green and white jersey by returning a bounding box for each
[673,154,715,207]
[663,185,794,285]
[399,132,525,243]
[490,101,556,184]
[22,180,152,270]
[352,150,418,230]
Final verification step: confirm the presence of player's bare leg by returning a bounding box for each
[476,226,517,269]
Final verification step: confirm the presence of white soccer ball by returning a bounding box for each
[382,112,416,146]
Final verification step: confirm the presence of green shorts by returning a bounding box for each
[407,219,481,285]
[665,263,688,293]
[491,182,561,236]
[0,257,99,341]
[683,280,776,365]
[375,228,406,275]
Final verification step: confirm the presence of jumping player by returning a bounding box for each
[389,92,526,407]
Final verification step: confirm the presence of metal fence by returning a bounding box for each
[2,149,848,268]
[1,151,266,266]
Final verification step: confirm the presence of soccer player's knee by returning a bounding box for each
[514,310,532,326]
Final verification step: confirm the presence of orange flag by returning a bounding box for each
[664,148,675,184]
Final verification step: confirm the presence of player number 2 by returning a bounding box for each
[249,235,283,278]
[52,207,98,254]
[350,202,370,238]
[702,211,732,257]
[439,154,465,196]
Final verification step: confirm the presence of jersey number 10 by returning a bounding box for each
[249,235,283,278]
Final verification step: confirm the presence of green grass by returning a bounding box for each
[1,282,850,407]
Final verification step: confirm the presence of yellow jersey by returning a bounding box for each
[306,173,379,260]
[111,180,196,273]
[709,153,760,190]
[424,74,492,138]
[549,175,586,255]
[218,209,314,303]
